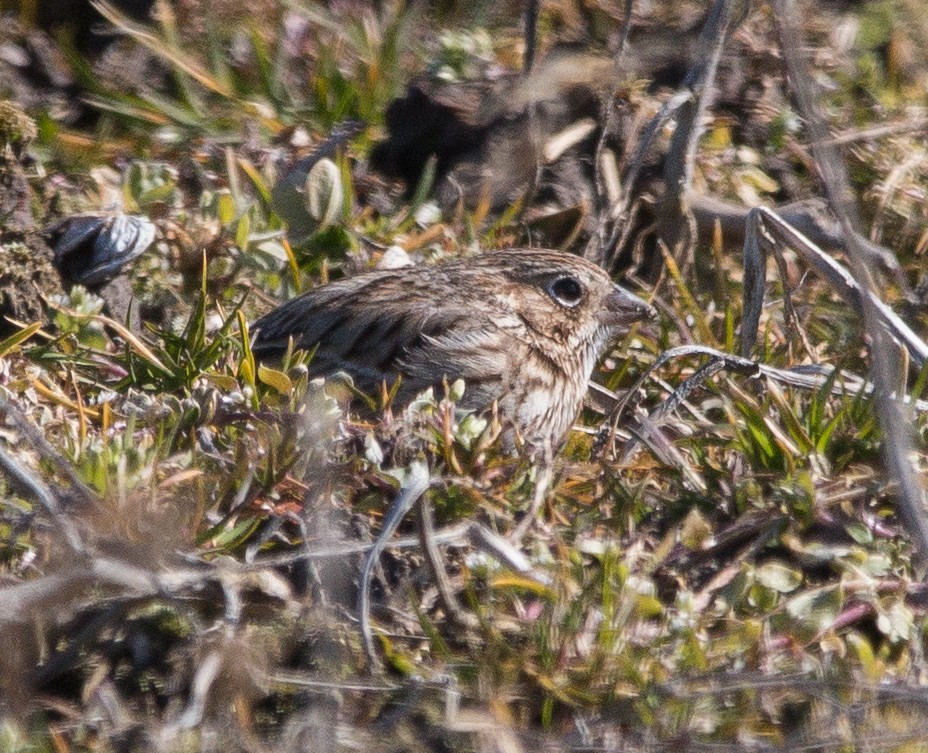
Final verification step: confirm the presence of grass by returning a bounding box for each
[2,0,928,750]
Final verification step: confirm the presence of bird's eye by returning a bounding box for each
[547,276,584,307]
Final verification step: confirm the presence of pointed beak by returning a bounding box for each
[599,284,656,328]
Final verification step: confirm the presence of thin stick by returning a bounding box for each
[0,447,85,554]
[417,496,474,628]
[0,390,97,506]
[509,462,553,542]
[655,0,747,260]
[739,207,927,365]
[523,0,539,74]
[357,460,431,670]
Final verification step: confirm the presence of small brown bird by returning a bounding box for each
[251,248,654,452]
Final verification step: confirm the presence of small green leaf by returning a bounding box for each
[785,587,843,634]
[305,157,343,228]
[201,372,239,391]
[217,192,236,225]
[755,561,802,593]
[198,516,261,550]
[876,602,913,643]
[238,156,273,210]
[845,523,873,545]
[0,321,41,357]
[235,212,251,250]
[258,364,293,395]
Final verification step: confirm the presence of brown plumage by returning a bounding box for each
[251,248,654,452]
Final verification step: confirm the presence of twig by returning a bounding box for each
[0,446,85,554]
[615,345,928,414]
[593,90,691,267]
[467,524,551,584]
[0,390,97,506]
[692,193,903,279]
[739,207,926,364]
[612,0,635,58]
[508,462,553,542]
[823,118,928,147]
[417,496,475,628]
[523,0,539,74]
[587,0,635,264]
[0,556,159,620]
[170,651,223,731]
[774,0,928,564]
[357,460,431,670]
[603,344,928,471]
[242,521,473,570]
[655,0,747,261]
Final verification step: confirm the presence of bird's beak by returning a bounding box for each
[599,284,656,328]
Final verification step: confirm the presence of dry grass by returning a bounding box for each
[1,0,928,750]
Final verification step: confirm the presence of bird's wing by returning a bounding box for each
[398,327,513,408]
[251,275,503,400]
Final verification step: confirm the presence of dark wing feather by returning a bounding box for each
[251,273,502,400]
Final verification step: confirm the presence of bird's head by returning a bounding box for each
[478,249,655,352]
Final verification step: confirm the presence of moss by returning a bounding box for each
[0,236,62,326]
[0,100,37,155]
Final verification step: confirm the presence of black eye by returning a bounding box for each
[547,276,584,307]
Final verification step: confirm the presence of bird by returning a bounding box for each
[251,248,655,453]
